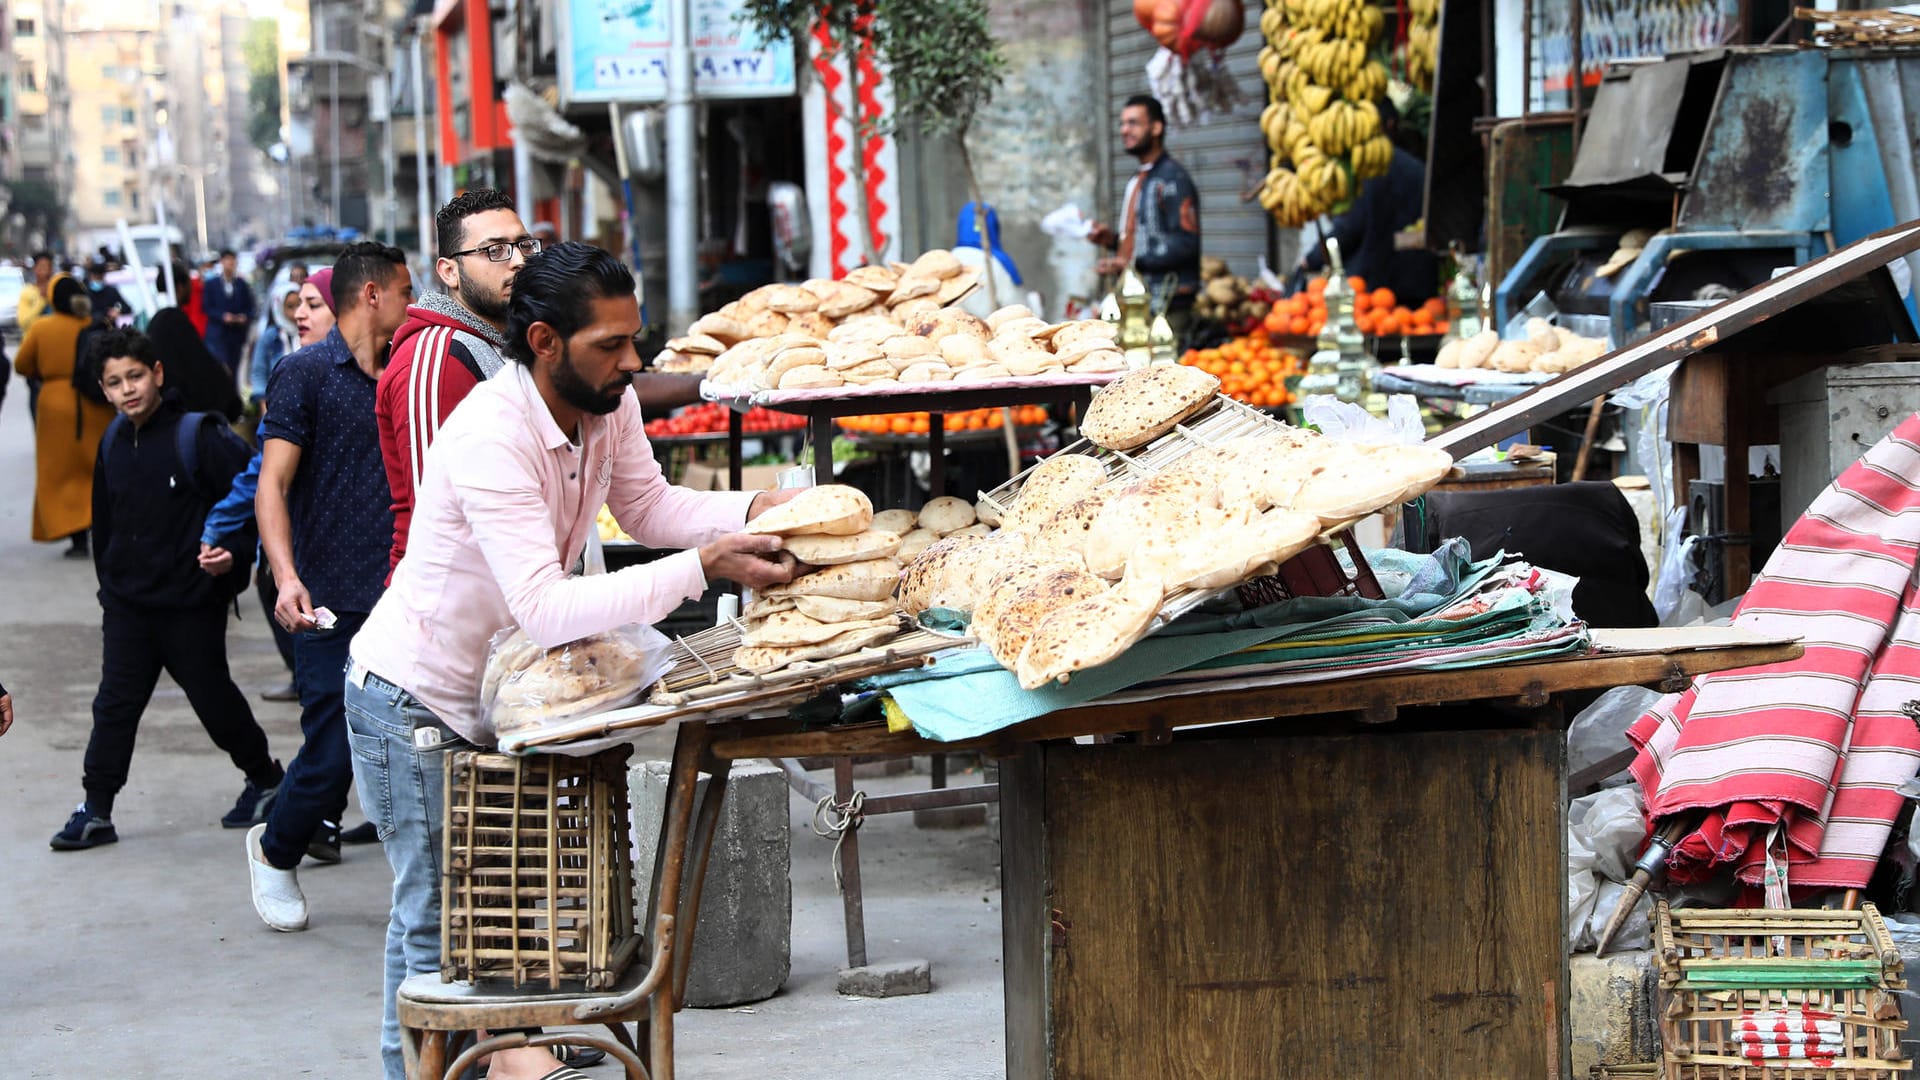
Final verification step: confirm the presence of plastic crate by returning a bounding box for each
[1656,900,1910,1079]
[441,746,641,990]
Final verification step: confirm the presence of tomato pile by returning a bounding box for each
[643,403,806,439]
[838,405,1050,437]
[1262,276,1451,339]
[1179,330,1304,409]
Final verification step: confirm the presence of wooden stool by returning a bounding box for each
[398,915,674,1080]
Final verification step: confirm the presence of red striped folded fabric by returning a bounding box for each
[1629,413,1920,891]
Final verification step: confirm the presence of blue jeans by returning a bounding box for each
[345,665,463,1080]
[259,610,367,868]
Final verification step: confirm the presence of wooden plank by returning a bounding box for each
[999,745,1049,1080]
[706,643,1804,761]
[1038,725,1565,1078]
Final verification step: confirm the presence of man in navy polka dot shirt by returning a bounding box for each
[246,241,414,932]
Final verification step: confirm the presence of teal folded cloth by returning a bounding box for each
[875,540,1563,743]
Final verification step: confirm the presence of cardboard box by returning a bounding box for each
[676,461,795,492]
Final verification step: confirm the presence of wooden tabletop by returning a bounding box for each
[706,631,1803,762]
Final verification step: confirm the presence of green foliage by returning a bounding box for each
[244,19,281,154]
[736,0,865,53]
[872,0,1004,140]
[3,178,59,221]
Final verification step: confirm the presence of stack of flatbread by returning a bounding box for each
[896,377,1459,689]
[483,626,668,737]
[1434,320,1610,376]
[670,249,1125,394]
[1079,364,1222,450]
[733,485,907,675]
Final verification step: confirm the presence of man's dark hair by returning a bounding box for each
[218,248,236,260]
[436,188,517,258]
[505,242,635,367]
[330,240,409,312]
[288,260,308,273]
[30,250,52,267]
[156,259,193,299]
[84,328,155,384]
[1124,94,1166,127]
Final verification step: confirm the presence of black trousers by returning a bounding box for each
[255,562,296,673]
[84,602,280,818]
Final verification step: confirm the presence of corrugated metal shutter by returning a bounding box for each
[1105,0,1276,280]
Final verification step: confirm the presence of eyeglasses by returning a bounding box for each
[445,237,542,263]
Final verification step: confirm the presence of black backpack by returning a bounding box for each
[101,410,257,603]
[70,323,109,407]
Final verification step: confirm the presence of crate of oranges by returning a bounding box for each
[838,405,1051,438]
[1261,276,1451,340]
[1178,330,1304,410]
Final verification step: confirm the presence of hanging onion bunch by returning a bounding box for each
[1136,0,1248,125]
[1255,0,1391,227]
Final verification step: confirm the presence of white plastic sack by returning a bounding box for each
[1568,785,1651,953]
[1301,394,1425,445]
[1568,685,1663,785]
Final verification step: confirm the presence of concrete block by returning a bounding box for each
[837,958,933,998]
[631,758,791,1008]
[1568,949,1660,1076]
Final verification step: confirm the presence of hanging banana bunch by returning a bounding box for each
[1407,0,1439,92]
[1255,0,1392,227]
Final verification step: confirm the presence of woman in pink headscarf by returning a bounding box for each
[294,267,336,346]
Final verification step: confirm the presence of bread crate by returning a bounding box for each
[441,746,641,990]
[1655,900,1910,1079]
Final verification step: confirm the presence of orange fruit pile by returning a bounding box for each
[1260,276,1450,339]
[838,405,1049,436]
[1179,329,1303,409]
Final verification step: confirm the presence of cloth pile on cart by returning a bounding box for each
[1629,412,1920,893]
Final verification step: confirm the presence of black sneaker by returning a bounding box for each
[341,821,379,845]
[307,820,342,864]
[222,774,281,829]
[50,804,117,850]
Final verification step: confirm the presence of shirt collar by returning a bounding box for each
[508,363,574,451]
[321,327,354,366]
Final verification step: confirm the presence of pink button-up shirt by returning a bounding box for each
[350,363,757,741]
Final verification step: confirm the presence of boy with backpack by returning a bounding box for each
[50,329,285,851]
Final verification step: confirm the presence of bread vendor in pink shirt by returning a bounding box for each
[342,242,804,1080]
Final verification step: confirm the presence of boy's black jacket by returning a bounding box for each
[92,394,253,610]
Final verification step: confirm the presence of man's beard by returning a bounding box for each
[1124,135,1159,159]
[551,341,627,416]
[455,271,510,323]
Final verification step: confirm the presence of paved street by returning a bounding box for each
[0,373,1004,1079]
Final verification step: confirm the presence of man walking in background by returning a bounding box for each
[203,250,256,377]
[244,241,412,932]
[1088,94,1203,335]
[376,188,531,574]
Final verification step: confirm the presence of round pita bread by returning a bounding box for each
[917,496,976,535]
[895,527,940,562]
[761,558,900,602]
[872,509,918,535]
[791,595,897,623]
[986,304,1036,332]
[744,485,874,537]
[1004,453,1107,533]
[909,249,964,280]
[1080,366,1221,450]
[779,366,843,390]
[766,284,817,313]
[690,313,749,344]
[733,624,901,675]
[783,528,902,566]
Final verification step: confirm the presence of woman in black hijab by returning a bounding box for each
[142,275,244,422]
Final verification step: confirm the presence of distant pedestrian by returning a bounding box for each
[84,259,128,325]
[49,329,283,851]
[286,261,309,289]
[14,275,113,556]
[246,241,412,931]
[18,250,53,333]
[250,282,301,407]
[296,269,336,344]
[144,305,244,422]
[203,250,255,377]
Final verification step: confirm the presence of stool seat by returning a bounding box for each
[399,961,654,1026]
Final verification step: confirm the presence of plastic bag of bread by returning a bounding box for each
[480,623,675,739]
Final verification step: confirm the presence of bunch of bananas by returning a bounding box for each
[1255,0,1389,226]
[1407,0,1439,91]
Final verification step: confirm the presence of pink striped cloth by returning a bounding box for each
[1628,413,1920,891]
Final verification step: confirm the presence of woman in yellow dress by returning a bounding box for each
[15,275,113,555]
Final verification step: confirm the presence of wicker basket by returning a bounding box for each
[1655,901,1910,1079]
[441,746,641,990]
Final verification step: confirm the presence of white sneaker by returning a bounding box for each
[246,822,309,932]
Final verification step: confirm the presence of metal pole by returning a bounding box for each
[412,26,433,261]
[512,141,535,224]
[664,0,697,335]
[380,45,399,245]
[154,186,177,305]
[330,62,342,227]
[193,172,208,255]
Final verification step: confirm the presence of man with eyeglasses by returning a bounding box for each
[376,189,541,577]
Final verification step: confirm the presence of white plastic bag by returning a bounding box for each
[1301,394,1425,445]
[1567,785,1653,952]
[479,623,676,738]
